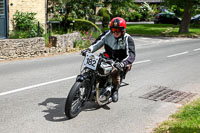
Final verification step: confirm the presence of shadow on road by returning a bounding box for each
[39,98,68,122]
[39,98,110,122]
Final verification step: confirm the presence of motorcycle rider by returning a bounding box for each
[82,17,136,102]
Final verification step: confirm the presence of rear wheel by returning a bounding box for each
[65,81,87,119]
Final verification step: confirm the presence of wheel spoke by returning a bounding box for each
[71,86,86,114]
[66,81,88,118]
[71,98,82,113]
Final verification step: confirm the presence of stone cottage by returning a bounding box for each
[0,0,47,38]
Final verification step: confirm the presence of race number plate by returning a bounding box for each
[83,53,99,70]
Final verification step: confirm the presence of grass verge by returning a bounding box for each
[126,24,174,36]
[126,24,200,38]
[167,25,200,38]
[153,98,200,133]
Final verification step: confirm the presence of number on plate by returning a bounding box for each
[83,53,99,70]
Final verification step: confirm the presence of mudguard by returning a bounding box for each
[76,74,87,82]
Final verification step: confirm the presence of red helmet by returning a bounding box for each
[110,17,126,31]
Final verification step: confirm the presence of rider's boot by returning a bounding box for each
[111,68,121,103]
[112,78,120,103]
[112,85,119,102]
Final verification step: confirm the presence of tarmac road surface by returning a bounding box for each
[0,37,200,133]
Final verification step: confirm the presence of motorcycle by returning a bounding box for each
[64,51,125,119]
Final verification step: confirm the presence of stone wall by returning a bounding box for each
[0,32,80,61]
[50,32,81,52]
[0,37,46,60]
[9,0,46,30]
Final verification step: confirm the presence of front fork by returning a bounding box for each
[76,73,96,102]
[76,73,112,106]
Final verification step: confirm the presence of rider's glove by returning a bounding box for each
[81,48,91,56]
[114,62,125,71]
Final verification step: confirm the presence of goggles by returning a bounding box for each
[110,28,123,33]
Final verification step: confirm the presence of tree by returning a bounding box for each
[103,0,134,20]
[165,0,200,33]
[48,0,101,31]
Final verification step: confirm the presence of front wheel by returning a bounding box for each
[65,81,87,119]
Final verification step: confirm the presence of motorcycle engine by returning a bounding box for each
[99,62,112,75]
[99,86,112,102]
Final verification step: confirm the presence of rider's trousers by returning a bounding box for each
[111,64,132,88]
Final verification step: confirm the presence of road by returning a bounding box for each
[0,36,200,133]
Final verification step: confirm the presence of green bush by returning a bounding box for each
[128,11,143,21]
[73,19,101,33]
[10,10,44,38]
[97,7,110,28]
[194,8,200,15]
[102,13,110,28]
[13,11,36,31]
[139,2,154,21]
[168,5,184,17]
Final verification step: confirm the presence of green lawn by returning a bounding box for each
[154,98,200,133]
[126,24,174,36]
[168,26,200,37]
[126,24,200,37]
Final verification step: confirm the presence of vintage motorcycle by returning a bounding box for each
[64,51,126,119]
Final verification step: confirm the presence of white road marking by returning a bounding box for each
[1,47,198,97]
[0,76,77,96]
[133,60,151,64]
[0,59,152,96]
[167,51,189,58]
[193,48,200,51]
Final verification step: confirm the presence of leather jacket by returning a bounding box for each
[89,30,136,66]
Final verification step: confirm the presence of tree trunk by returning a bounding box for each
[179,2,193,33]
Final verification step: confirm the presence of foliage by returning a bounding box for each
[108,1,155,22]
[165,0,200,11]
[48,0,102,32]
[164,0,200,33]
[9,31,31,39]
[111,6,130,21]
[194,5,200,15]
[153,98,200,133]
[48,0,100,20]
[11,10,44,38]
[127,11,143,22]
[151,4,160,15]
[49,19,101,36]
[139,2,155,21]
[97,7,111,28]
[51,26,72,35]
[13,11,36,31]
[110,0,134,20]
[168,5,184,17]
[48,0,65,21]
[74,30,100,49]
[73,19,102,33]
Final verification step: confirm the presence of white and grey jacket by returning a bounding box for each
[89,30,136,66]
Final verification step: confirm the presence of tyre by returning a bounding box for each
[65,81,87,119]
